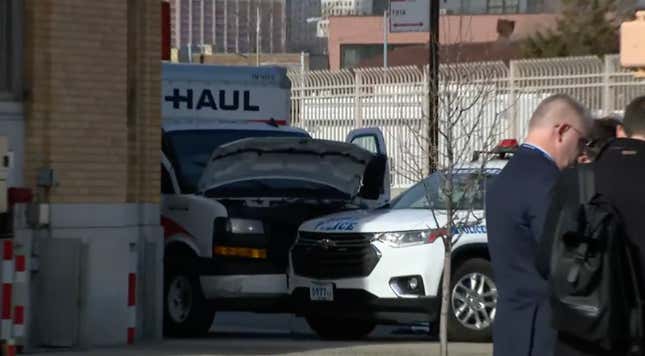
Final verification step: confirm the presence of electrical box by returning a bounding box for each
[0,136,8,213]
[620,11,645,68]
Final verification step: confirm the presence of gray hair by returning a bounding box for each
[528,94,590,131]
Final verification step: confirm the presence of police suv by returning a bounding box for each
[288,139,519,341]
[160,63,390,336]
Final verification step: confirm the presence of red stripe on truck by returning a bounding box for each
[161,216,193,240]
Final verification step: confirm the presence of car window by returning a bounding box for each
[166,129,309,193]
[351,135,378,154]
[391,172,496,211]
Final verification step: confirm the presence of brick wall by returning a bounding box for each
[23,0,161,204]
[126,0,162,204]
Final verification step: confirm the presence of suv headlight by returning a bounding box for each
[374,229,446,248]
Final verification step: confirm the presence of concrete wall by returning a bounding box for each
[10,204,163,350]
[45,204,163,347]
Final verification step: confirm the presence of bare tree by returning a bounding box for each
[392,58,513,356]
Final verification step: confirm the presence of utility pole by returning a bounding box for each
[200,0,205,51]
[383,9,388,69]
[224,0,228,53]
[429,0,440,172]
[256,7,261,66]
[188,0,193,62]
[212,0,216,51]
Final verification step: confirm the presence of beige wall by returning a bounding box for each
[199,53,309,70]
[327,14,558,70]
[23,0,161,204]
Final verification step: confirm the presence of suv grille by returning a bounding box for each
[291,231,380,279]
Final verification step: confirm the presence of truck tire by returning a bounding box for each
[305,315,375,340]
[163,259,214,337]
[447,258,496,342]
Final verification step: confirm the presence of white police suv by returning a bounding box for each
[288,139,519,341]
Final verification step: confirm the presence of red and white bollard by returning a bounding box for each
[13,254,26,351]
[2,338,16,356]
[1,240,13,341]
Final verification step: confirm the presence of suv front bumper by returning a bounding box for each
[291,287,439,324]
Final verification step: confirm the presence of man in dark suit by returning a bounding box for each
[486,94,591,356]
[537,95,645,356]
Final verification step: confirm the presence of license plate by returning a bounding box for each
[309,283,334,301]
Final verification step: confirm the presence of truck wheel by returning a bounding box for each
[305,315,375,340]
[163,260,214,337]
[447,258,496,342]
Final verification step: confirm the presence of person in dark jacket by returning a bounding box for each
[486,94,591,356]
[537,96,645,356]
[577,117,622,164]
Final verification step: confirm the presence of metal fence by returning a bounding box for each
[288,54,645,189]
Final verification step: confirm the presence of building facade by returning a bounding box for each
[328,13,559,70]
[170,0,287,55]
[286,0,326,54]
[0,0,163,349]
[439,0,559,14]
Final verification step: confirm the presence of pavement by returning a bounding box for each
[29,337,492,356]
[27,312,493,356]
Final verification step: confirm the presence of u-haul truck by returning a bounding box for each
[160,63,389,336]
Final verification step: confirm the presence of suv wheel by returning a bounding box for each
[448,258,497,342]
[163,259,215,337]
[306,315,375,340]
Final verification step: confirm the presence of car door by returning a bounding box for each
[346,128,390,205]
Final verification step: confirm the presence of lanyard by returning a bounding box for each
[521,143,555,164]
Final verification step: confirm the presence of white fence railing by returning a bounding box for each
[288,55,645,189]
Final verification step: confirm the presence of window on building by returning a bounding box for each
[454,0,544,14]
[341,44,416,69]
[0,0,21,101]
[486,0,520,13]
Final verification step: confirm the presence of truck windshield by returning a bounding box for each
[165,129,309,193]
[390,171,495,211]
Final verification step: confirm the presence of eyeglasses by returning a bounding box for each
[568,125,590,147]
[585,138,598,148]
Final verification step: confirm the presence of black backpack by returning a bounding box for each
[549,164,642,353]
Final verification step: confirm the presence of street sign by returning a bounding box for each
[389,0,430,33]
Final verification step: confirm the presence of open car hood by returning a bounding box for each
[198,137,387,199]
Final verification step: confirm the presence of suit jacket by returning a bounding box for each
[486,145,559,356]
[536,138,645,356]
